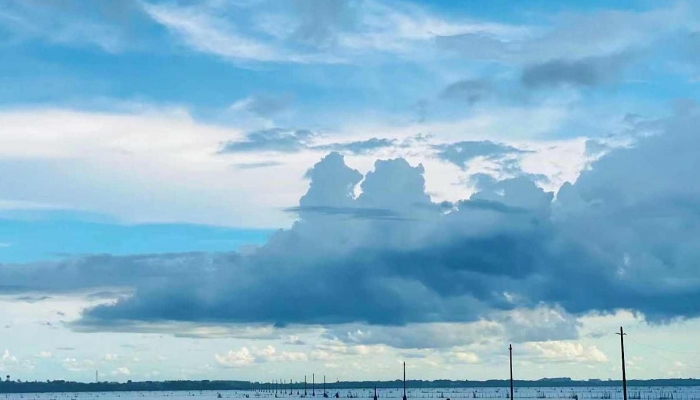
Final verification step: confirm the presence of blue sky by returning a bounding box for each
[2,0,700,384]
[0,209,273,262]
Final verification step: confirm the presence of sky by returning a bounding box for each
[1,0,700,384]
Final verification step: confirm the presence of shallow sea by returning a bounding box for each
[2,387,700,400]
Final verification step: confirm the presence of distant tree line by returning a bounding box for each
[1,378,699,394]
[0,380,253,393]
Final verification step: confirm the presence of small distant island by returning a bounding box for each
[1,378,699,394]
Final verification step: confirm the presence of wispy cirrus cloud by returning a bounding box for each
[230,94,294,118]
[436,3,690,65]
[232,161,283,170]
[218,127,402,155]
[313,138,399,155]
[140,0,527,65]
[218,128,315,153]
[141,1,343,64]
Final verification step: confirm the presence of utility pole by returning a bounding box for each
[323,375,326,397]
[313,374,315,397]
[617,327,628,400]
[305,375,307,396]
[95,370,98,383]
[403,362,407,400]
[509,344,514,400]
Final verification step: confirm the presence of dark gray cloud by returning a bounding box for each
[312,138,398,155]
[521,54,629,89]
[0,253,207,295]
[219,128,314,153]
[435,140,526,169]
[439,79,492,105]
[3,108,700,329]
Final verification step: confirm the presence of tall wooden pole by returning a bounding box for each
[313,374,315,397]
[617,327,628,400]
[403,362,407,400]
[509,344,514,400]
[305,375,307,396]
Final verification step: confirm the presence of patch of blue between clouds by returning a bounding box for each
[414,0,662,23]
[0,209,273,263]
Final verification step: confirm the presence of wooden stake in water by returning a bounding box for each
[403,362,407,400]
[509,344,514,400]
[617,327,628,400]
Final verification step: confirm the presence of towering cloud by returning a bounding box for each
[2,108,700,329]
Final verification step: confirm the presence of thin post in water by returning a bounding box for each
[617,327,628,400]
[403,362,407,400]
[509,344,514,400]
